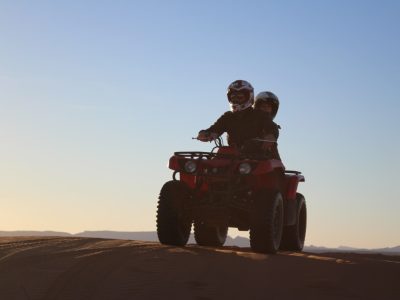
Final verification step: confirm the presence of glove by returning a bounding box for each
[197,130,218,142]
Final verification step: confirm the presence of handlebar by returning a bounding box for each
[192,135,224,149]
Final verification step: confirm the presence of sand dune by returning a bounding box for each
[0,237,399,300]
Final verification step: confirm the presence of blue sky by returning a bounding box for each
[1,1,399,248]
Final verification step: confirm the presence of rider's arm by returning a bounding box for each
[261,113,280,139]
[261,133,277,150]
[197,112,231,142]
[261,121,280,150]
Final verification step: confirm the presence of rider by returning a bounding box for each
[197,80,279,155]
[254,91,281,160]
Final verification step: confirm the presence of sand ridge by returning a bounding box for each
[0,237,399,299]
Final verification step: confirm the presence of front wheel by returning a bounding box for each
[156,181,192,246]
[280,193,307,251]
[250,190,284,254]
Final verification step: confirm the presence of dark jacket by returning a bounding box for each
[203,107,280,148]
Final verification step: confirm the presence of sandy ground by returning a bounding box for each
[0,237,399,300]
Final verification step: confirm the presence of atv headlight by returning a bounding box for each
[238,162,252,175]
[184,161,197,173]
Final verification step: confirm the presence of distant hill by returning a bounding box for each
[303,244,400,255]
[1,230,398,254]
[0,231,71,237]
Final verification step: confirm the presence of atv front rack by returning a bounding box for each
[174,151,237,160]
[173,151,272,161]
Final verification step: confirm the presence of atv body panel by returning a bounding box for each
[167,146,304,228]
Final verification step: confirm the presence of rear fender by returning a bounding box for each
[284,174,304,200]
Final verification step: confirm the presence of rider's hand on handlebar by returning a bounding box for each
[197,130,218,142]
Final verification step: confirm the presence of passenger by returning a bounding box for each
[254,91,281,160]
[197,80,279,156]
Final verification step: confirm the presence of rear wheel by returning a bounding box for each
[250,190,283,254]
[194,221,228,247]
[156,181,192,246]
[280,193,307,251]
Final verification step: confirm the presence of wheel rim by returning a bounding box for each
[216,226,228,242]
[298,204,306,242]
[273,203,283,243]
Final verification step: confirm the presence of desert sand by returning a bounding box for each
[0,237,399,300]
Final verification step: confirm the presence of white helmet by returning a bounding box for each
[226,80,254,112]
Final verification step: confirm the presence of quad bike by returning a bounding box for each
[156,137,306,254]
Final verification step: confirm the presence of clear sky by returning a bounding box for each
[1,1,399,248]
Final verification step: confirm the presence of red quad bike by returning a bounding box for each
[156,138,306,254]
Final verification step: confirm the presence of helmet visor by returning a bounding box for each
[228,91,249,104]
